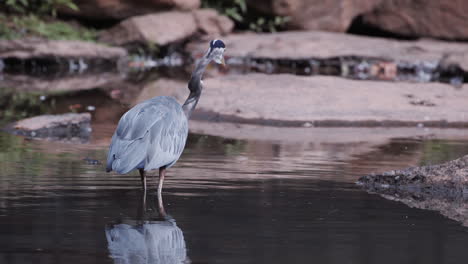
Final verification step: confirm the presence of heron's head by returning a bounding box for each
[207,39,226,65]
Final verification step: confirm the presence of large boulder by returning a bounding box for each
[99,11,198,46]
[193,9,235,37]
[249,0,468,39]
[194,73,468,126]
[248,0,380,32]
[361,0,468,40]
[60,0,200,20]
[99,9,233,46]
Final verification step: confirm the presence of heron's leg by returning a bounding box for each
[139,169,147,190]
[137,188,147,221]
[158,167,166,195]
[156,189,167,218]
[142,188,147,210]
[157,167,166,214]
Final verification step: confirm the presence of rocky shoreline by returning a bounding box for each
[358,155,468,198]
[357,155,468,226]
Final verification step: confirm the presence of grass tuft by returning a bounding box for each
[0,14,97,41]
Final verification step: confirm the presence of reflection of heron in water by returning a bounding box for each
[105,193,188,264]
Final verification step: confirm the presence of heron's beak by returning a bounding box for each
[220,57,226,66]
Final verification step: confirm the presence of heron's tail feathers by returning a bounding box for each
[105,155,115,172]
[106,136,147,174]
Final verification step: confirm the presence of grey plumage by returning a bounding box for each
[106,40,226,193]
[106,193,187,264]
[106,97,188,174]
[106,220,187,264]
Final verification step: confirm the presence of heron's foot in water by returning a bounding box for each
[157,190,167,217]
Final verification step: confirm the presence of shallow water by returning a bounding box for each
[1,128,468,264]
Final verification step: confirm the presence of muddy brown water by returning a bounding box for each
[1,125,468,264]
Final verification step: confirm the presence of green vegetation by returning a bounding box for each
[201,0,289,32]
[3,0,78,17]
[1,0,96,41]
[0,14,97,41]
[248,16,290,33]
[0,87,53,124]
[420,140,468,166]
[202,0,247,23]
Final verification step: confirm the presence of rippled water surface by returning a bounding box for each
[1,128,468,264]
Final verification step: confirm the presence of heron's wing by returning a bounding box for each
[106,97,188,173]
[145,108,188,170]
[115,99,167,140]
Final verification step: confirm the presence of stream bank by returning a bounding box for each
[358,155,468,226]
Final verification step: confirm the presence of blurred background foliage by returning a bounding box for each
[0,0,97,41]
[0,88,53,125]
[201,0,289,32]
[3,0,78,17]
[0,14,96,40]
[420,140,468,166]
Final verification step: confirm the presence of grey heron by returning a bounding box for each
[106,40,226,197]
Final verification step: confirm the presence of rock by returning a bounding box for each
[59,0,200,20]
[358,155,468,189]
[248,0,379,32]
[362,0,468,40]
[187,31,468,71]
[99,9,233,46]
[1,72,126,92]
[132,78,188,106]
[99,11,198,46]
[193,8,235,37]
[0,38,127,60]
[9,113,92,141]
[357,155,468,226]
[248,0,468,39]
[194,73,468,126]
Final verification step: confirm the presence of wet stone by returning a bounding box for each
[8,112,92,142]
[188,31,468,85]
[357,155,468,225]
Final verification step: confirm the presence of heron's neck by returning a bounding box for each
[182,56,210,118]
